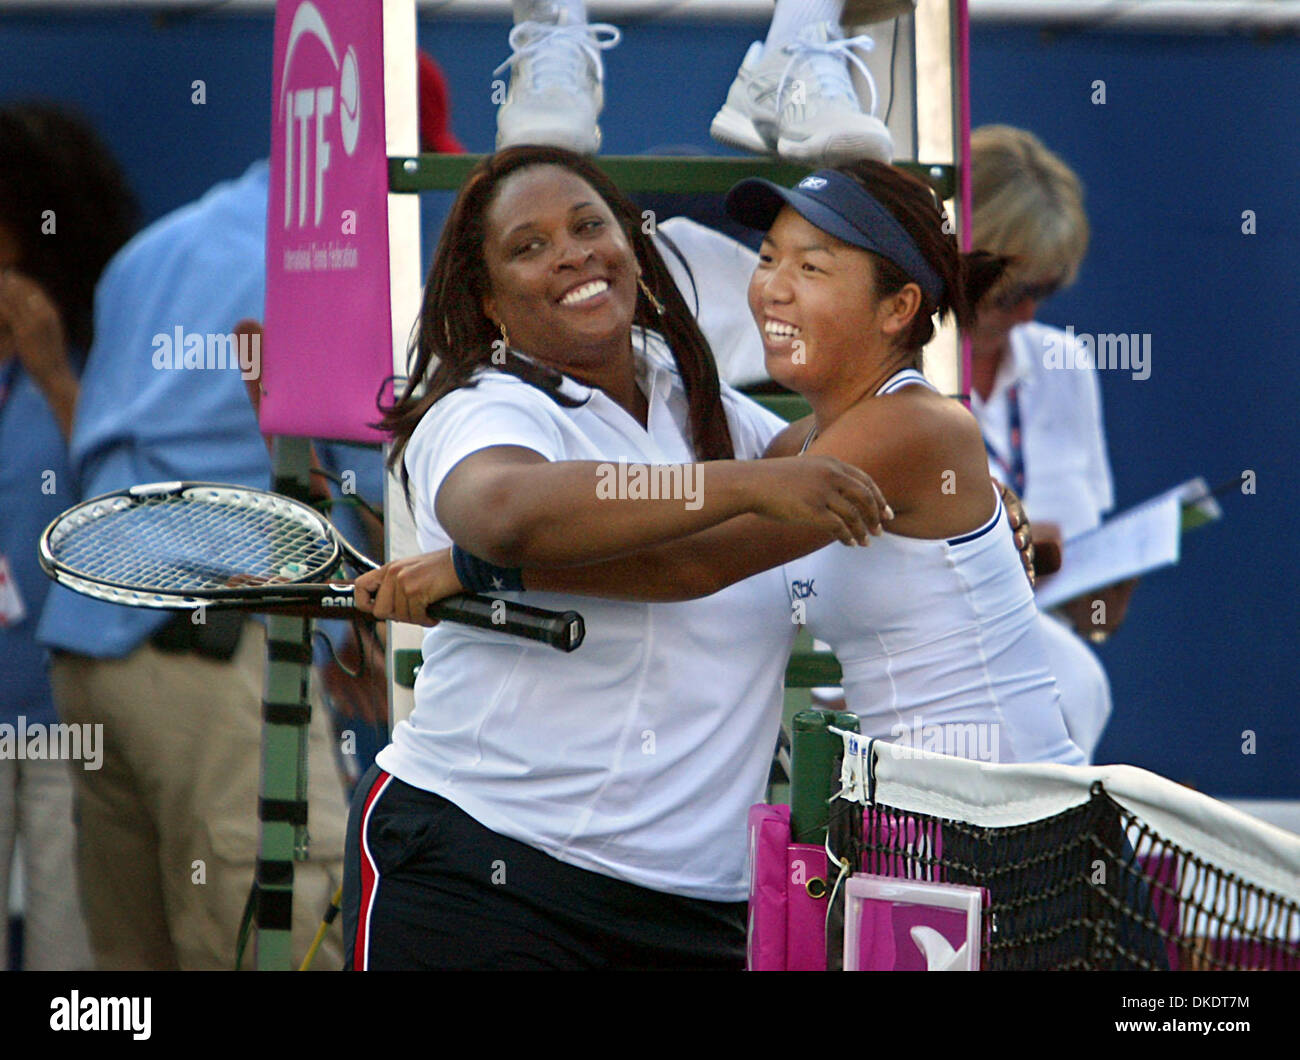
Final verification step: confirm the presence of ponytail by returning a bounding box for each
[956,249,1013,328]
[832,161,1012,367]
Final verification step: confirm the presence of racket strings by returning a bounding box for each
[50,491,339,594]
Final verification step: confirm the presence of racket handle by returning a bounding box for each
[427,594,585,653]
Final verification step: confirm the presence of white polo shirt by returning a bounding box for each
[376,329,795,902]
[971,321,1115,539]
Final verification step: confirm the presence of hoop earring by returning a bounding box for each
[497,321,510,349]
[638,276,666,317]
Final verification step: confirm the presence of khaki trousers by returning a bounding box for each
[50,621,347,970]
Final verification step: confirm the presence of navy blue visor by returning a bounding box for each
[724,169,945,304]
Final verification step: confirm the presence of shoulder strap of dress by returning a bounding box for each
[799,370,934,453]
[875,368,938,395]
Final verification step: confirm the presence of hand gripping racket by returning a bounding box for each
[38,481,585,652]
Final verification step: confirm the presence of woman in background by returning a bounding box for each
[0,102,138,970]
[967,124,1130,761]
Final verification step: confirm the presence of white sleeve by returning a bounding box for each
[655,217,770,388]
[1043,347,1114,536]
[403,378,567,548]
[1079,363,1116,519]
[1018,325,1117,538]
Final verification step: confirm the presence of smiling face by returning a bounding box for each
[479,164,640,375]
[749,206,911,400]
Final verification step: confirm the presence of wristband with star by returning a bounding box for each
[451,544,525,594]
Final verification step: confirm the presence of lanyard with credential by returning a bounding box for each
[982,383,1025,496]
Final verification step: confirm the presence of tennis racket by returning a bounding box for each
[38,480,585,652]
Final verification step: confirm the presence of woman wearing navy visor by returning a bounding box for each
[364,160,1084,768]
[722,163,1084,765]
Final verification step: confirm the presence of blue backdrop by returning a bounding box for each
[1,10,1294,797]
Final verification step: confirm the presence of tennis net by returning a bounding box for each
[824,737,1300,971]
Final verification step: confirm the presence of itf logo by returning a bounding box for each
[278,1,361,229]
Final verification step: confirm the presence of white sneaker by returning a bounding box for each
[709,41,778,155]
[710,21,893,167]
[493,8,621,155]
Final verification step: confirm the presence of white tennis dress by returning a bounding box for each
[787,369,1085,765]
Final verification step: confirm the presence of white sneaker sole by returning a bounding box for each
[497,124,602,155]
[709,105,773,156]
[777,122,894,166]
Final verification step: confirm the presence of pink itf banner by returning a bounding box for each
[263,0,393,442]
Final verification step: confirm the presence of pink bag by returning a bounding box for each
[746,804,830,970]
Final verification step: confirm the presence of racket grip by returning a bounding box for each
[427,594,585,653]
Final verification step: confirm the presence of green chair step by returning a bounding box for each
[784,651,842,688]
[750,392,813,423]
[393,648,422,689]
[396,646,838,688]
[390,154,956,200]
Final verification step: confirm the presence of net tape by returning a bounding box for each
[47,487,338,595]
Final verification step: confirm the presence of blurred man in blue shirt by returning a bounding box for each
[36,50,462,971]
[37,158,356,971]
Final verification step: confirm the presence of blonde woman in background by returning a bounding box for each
[967,124,1135,762]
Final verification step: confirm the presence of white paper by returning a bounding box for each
[1035,487,1184,610]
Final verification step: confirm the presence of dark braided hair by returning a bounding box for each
[381,145,735,489]
[0,102,139,351]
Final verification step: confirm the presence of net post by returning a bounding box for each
[789,710,835,846]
